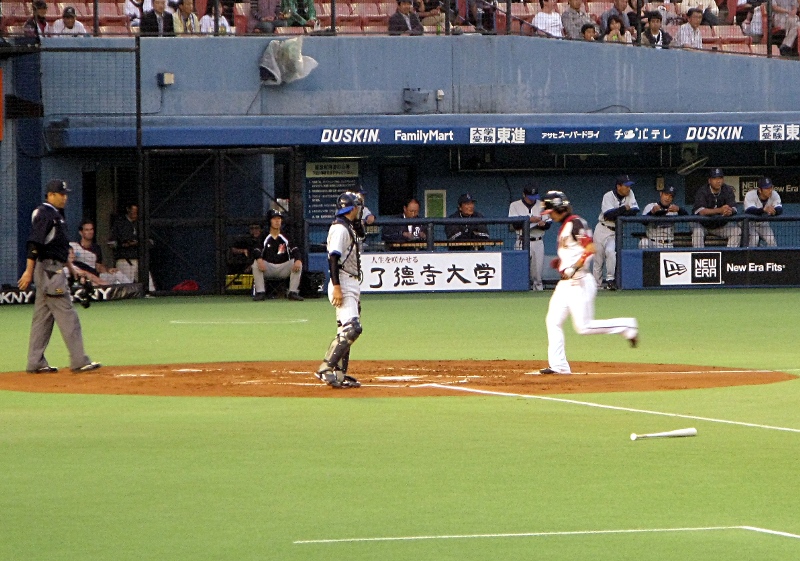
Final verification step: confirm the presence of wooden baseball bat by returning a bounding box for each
[630,427,697,441]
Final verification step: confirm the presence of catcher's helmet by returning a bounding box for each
[542,191,570,213]
[336,191,362,216]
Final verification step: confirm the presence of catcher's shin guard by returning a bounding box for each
[321,318,362,370]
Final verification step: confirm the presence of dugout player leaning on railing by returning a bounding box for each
[17,179,101,374]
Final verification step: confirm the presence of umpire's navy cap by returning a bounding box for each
[458,193,476,205]
[758,177,773,189]
[616,174,635,186]
[661,185,676,195]
[46,179,70,194]
[709,168,724,178]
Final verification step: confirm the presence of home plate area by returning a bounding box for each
[0,361,793,398]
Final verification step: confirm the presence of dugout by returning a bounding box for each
[3,36,800,292]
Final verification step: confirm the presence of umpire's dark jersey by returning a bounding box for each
[28,203,70,262]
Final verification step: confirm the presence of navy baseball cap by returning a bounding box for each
[458,193,476,205]
[63,6,76,17]
[46,179,70,194]
[709,168,724,178]
[523,185,539,198]
[616,174,635,186]
[660,185,676,195]
[758,177,773,189]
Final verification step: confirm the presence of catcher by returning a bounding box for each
[314,192,363,389]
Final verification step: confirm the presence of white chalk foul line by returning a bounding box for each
[169,319,309,325]
[424,384,800,434]
[294,525,800,545]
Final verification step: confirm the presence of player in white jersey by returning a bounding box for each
[744,177,782,247]
[539,191,638,375]
[508,185,551,290]
[314,192,363,389]
[639,185,688,248]
[593,174,639,290]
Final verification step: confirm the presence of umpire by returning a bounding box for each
[17,180,101,374]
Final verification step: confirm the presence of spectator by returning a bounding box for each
[600,0,635,37]
[744,177,782,247]
[24,0,50,39]
[640,10,672,48]
[141,0,175,36]
[561,0,594,39]
[445,193,490,250]
[508,186,551,291]
[532,0,564,38]
[357,191,376,226]
[67,246,108,287]
[51,6,88,35]
[389,0,424,35]
[108,203,157,291]
[70,219,132,284]
[562,0,596,40]
[415,0,445,27]
[691,168,742,247]
[594,175,639,290]
[229,222,264,273]
[173,0,199,34]
[248,0,287,33]
[252,209,304,301]
[581,22,598,40]
[674,8,704,49]
[740,3,763,43]
[382,198,427,249]
[280,0,317,28]
[200,1,232,33]
[679,0,719,27]
[125,0,153,28]
[775,0,800,57]
[638,186,688,248]
[603,14,633,43]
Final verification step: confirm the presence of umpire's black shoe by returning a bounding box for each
[252,292,266,302]
[28,366,58,374]
[287,291,304,301]
[72,362,102,373]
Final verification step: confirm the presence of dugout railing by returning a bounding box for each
[617,215,800,289]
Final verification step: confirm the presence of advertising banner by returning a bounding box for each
[643,250,800,287]
[361,252,502,292]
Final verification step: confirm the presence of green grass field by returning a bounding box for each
[1,290,799,560]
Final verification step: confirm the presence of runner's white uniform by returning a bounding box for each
[545,213,638,373]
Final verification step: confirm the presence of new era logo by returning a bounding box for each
[663,260,687,278]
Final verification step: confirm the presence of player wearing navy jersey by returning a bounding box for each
[314,192,364,389]
[538,191,638,375]
[17,180,101,374]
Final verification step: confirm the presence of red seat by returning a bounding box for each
[3,2,31,25]
[99,24,131,35]
[721,42,751,53]
[376,2,395,16]
[351,2,379,17]
[361,13,388,26]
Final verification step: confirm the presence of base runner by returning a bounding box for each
[314,192,363,389]
[539,190,638,375]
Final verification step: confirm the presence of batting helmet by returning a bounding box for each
[542,191,570,213]
[266,208,285,221]
[336,191,362,216]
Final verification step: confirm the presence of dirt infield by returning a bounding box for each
[0,361,794,397]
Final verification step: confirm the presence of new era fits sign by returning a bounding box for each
[659,252,722,285]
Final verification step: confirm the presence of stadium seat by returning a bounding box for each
[275,26,306,34]
[233,2,248,33]
[376,1,395,15]
[720,42,751,54]
[716,24,751,44]
[3,2,31,26]
[362,13,389,26]
[361,23,387,34]
[315,2,331,17]
[99,24,131,35]
[97,3,128,26]
[350,2,380,18]
[751,43,780,57]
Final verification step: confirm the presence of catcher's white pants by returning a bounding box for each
[545,274,638,374]
[328,274,361,329]
[592,223,616,285]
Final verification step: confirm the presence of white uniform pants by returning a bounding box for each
[592,223,616,285]
[747,222,777,247]
[328,274,361,330]
[690,223,742,247]
[252,260,302,294]
[516,237,545,291]
[545,274,638,374]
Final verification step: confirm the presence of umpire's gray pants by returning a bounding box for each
[27,260,91,371]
